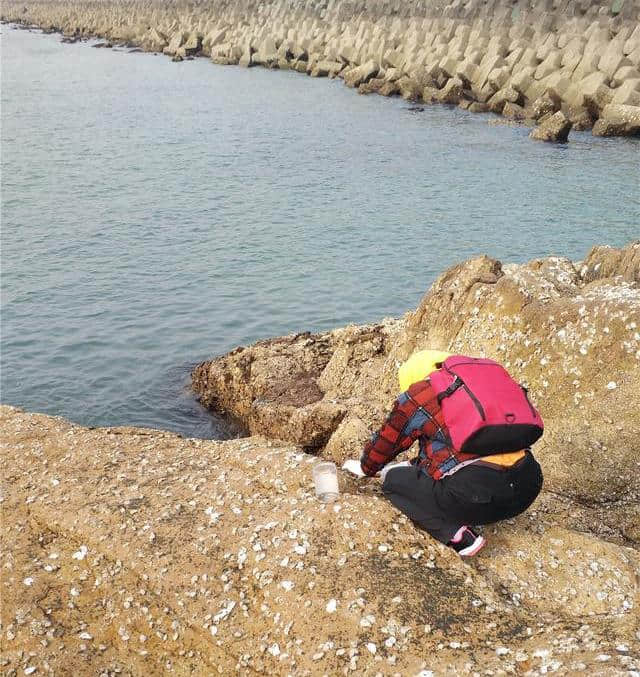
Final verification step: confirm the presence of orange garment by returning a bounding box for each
[480,450,526,466]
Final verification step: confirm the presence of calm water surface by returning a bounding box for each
[2,26,639,437]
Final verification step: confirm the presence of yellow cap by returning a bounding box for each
[398,349,452,392]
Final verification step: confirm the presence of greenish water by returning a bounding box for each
[2,26,639,437]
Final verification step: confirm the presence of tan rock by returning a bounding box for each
[343,59,378,88]
[436,77,465,104]
[5,334,640,674]
[534,50,562,80]
[531,94,559,119]
[599,41,633,78]
[612,79,640,105]
[502,101,527,120]
[611,65,640,87]
[592,103,640,135]
[567,105,595,130]
[529,110,572,141]
[311,60,344,77]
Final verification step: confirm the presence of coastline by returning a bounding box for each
[3,0,640,140]
[2,243,639,673]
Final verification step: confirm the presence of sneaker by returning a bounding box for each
[448,526,486,557]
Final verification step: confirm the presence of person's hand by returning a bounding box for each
[342,459,367,478]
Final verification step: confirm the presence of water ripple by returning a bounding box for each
[2,26,639,438]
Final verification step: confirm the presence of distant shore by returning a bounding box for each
[3,0,640,141]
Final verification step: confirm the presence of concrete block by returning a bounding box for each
[203,28,226,50]
[465,50,484,65]
[456,60,479,86]
[592,103,640,136]
[629,46,640,69]
[502,101,528,119]
[343,59,379,88]
[531,94,559,119]
[536,35,557,61]
[515,48,539,71]
[511,67,535,95]
[471,82,497,103]
[612,79,640,105]
[439,55,460,78]
[572,52,601,82]
[541,70,573,98]
[584,27,611,58]
[623,25,640,55]
[311,60,344,77]
[475,54,505,89]
[598,37,633,78]
[611,66,640,87]
[530,111,571,142]
[436,77,465,104]
[384,67,403,82]
[525,78,548,103]
[487,86,519,113]
[487,35,509,57]
[535,51,563,80]
[563,71,611,111]
[488,66,511,90]
[505,48,524,69]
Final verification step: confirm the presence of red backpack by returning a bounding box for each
[429,355,544,454]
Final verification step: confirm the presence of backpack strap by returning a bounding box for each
[436,376,463,403]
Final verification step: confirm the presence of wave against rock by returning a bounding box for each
[3,0,640,139]
[193,241,640,545]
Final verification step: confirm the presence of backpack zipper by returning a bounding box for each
[460,383,486,420]
[443,365,487,421]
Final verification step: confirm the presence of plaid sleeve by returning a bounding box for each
[360,393,419,476]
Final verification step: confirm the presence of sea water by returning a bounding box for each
[2,26,638,437]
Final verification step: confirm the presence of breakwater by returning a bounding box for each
[3,0,640,140]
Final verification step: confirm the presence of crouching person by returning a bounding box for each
[360,350,544,557]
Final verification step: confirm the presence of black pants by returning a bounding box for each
[381,452,543,544]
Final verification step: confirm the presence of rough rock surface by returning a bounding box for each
[2,406,639,675]
[193,242,640,546]
[529,110,573,141]
[3,0,640,139]
[592,102,640,135]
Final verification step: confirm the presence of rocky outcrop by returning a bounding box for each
[2,405,639,675]
[3,0,640,139]
[193,242,640,545]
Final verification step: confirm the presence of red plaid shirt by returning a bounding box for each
[360,379,479,480]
